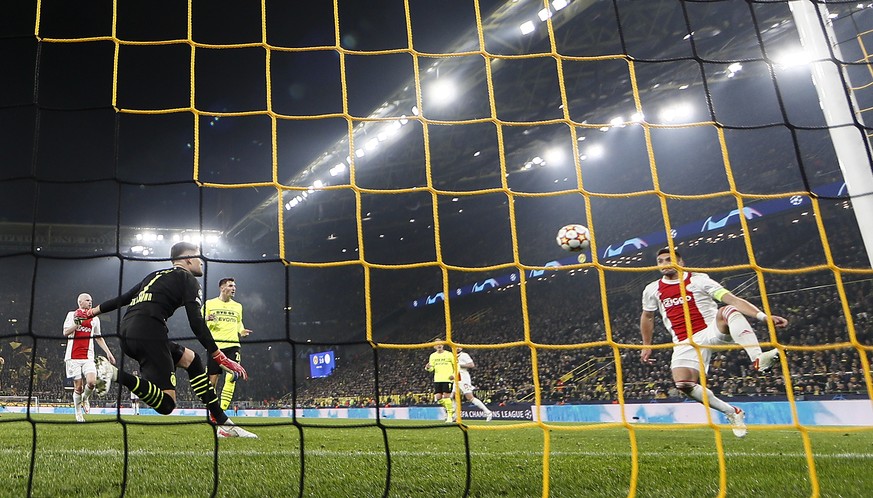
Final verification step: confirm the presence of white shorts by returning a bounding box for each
[671,321,732,373]
[65,358,97,380]
[452,371,475,395]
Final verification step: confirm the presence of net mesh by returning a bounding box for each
[3,0,873,496]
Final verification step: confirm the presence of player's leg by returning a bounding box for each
[218,347,240,410]
[67,360,85,422]
[174,344,227,424]
[672,352,747,438]
[98,325,177,415]
[464,392,492,419]
[81,360,97,414]
[72,378,84,422]
[716,306,778,371]
[460,373,492,420]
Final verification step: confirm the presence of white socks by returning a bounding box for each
[82,385,93,404]
[73,391,82,411]
[471,397,491,414]
[688,384,734,415]
[724,307,763,362]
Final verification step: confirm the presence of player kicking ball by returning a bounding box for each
[83,242,256,438]
[639,248,788,437]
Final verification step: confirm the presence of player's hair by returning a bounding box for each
[657,247,682,260]
[170,241,199,261]
[218,277,235,289]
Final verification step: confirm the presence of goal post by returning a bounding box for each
[789,0,873,267]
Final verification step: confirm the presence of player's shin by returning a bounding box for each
[219,371,237,411]
[185,352,229,424]
[683,383,734,414]
[722,306,763,361]
[471,397,489,413]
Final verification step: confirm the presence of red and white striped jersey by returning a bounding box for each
[63,311,102,361]
[641,272,724,342]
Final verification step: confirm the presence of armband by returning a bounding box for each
[756,311,767,322]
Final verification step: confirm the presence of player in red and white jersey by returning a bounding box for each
[639,248,788,437]
[450,347,493,422]
[62,293,116,422]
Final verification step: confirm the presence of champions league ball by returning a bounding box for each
[556,224,591,252]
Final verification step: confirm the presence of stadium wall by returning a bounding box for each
[4,400,871,425]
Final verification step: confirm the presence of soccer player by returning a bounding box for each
[425,343,456,423]
[450,347,493,422]
[83,242,256,438]
[639,247,789,438]
[62,292,116,422]
[204,277,252,411]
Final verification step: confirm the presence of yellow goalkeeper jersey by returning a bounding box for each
[204,297,244,349]
[428,350,456,383]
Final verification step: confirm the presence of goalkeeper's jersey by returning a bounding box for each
[428,351,456,383]
[204,297,244,349]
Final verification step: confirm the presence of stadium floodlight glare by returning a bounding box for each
[313,179,324,188]
[659,103,694,123]
[771,48,812,67]
[629,111,645,122]
[538,8,552,22]
[365,138,379,151]
[427,79,457,106]
[330,163,346,176]
[553,0,569,10]
[135,233,143,241]
[131,245,144,253]
[520,21,535,35]
[609,116,625,127]
[355,148,366,158]
[587,144,605,159]
[545,147,565,164]
[411,106,419,116]
[727,62,743,74]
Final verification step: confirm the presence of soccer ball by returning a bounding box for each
[556,224,591,252]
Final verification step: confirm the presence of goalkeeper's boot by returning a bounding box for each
[752,349,779,372]
[95,356,117,396]
[726,407,747,438]
[218,419,258,439]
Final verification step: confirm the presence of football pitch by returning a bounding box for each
[1,415,871,497]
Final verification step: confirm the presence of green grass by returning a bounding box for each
[0,415,871,497]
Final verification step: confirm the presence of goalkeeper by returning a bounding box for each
[83,242,256,438]
[204,277,252,411]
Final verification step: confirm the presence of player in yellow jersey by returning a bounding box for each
[425,343,456,423]
[204,278,253,411]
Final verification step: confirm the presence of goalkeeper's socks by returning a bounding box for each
[219,371,237,411]
[118,371,176,415]
[184,354,229,425]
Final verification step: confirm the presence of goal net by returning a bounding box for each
[2,0,873,496]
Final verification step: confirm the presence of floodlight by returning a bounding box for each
[427,79,457,106]
[520,21,535,35]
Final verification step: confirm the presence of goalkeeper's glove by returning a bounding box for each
[212,350,248,381]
